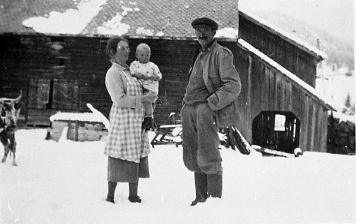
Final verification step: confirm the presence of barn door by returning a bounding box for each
[52,79,79,110]
[28,79,50,109]
[252,111,300,154]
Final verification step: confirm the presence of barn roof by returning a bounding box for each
[0,0,327,59]
[0,0,239,39]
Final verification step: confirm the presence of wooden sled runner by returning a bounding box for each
[150,113,182,148]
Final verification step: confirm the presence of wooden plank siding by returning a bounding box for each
[0,34,198,126]
[239,13,318,88]
[0,33,330,152]
[234,41,329,152]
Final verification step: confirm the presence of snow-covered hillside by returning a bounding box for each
[1,129,356,223]
[316,67,355,117]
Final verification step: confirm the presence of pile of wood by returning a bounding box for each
[327,114,355,155]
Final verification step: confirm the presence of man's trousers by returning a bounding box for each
[181,102,223,198]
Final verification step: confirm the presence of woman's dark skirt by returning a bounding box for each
[107,156,150,183]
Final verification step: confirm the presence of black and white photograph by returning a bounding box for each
[1,0,354,223]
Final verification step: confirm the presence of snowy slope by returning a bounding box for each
[1,129,356,223]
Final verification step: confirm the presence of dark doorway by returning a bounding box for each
[252,111,300,154]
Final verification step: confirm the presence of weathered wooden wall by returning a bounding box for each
[0,34,196,126]
[0,33,330,152]
[239,12,318,88]
[230,41,329,152]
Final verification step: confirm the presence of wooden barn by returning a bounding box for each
[0,0,334,152]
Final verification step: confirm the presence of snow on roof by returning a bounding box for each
[238,38,334,111]
[215,27,239,39]
[23,0,107,35]
[239,10,327,60]
[50,111,106,123]
[15,0,240,39]
[96,10,131,36]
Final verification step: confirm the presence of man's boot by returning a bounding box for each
[207,171,223,198]
[190,172,208,206]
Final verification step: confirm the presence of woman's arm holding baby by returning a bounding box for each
[131,72,151,80]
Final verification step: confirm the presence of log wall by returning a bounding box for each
[0,34,196,126]
[0,33,332,152]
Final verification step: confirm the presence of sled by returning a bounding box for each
[150,112,182,148]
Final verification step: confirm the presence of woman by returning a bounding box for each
[104,36,157,204]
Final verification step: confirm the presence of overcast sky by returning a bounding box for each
[239,0,354,40]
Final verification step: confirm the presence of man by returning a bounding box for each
[181,17,241,206]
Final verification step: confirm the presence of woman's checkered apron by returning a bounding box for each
[104,70,150,163]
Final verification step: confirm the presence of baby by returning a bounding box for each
[130,43,162,131]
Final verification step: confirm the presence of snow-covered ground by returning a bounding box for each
[1,129,356,223]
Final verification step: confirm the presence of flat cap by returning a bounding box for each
[191,17,218,30]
